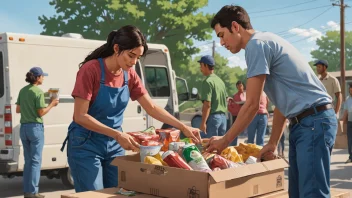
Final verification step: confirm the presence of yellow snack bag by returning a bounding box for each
[153,153,168,166]
[220,147,243,163]
[144,156,163,166]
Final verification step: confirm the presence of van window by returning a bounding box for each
[135,62,142,79]
[145,67,170,97]
[0,52,4,98]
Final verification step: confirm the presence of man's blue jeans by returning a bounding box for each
[20,123,45,194]
[347,122,352,160]
[247,114,267,146]
[201,113,227,138]
[288,109,337,198]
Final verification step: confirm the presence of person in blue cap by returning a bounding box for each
[198,55,229,140]
[206,5,337,198]
[314,59,342,116]
[16,67,59,198]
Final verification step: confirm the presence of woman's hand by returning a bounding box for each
[114,132,140,152]
[181,125,201,144]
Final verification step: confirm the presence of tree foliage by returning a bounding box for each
[310,31,352,72]
[38,0,213,75]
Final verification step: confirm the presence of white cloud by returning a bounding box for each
[288,28,323,42]
[198,44,211,52]
[216,42,222,47]
[326,21,339,31]
[227,55,247,69]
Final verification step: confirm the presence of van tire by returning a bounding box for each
[60,168,74,189]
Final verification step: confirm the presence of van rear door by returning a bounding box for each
[0,45,7,150]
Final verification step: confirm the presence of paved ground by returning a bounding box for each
[1,136,351,198]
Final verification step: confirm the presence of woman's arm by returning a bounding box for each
[137,94,201,143]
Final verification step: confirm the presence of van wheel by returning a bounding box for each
[60,168,74,189]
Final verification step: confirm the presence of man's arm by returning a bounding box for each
[335,92,342,114]
[201,101,211,133]
[343,110,348,124]
[224,75,266,143]
[268,108,287,146]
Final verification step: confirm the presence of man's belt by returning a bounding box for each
[289,104,333,126]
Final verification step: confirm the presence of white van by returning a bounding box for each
[0,32,191,187]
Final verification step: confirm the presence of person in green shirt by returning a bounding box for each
[198,55,228,139]
[16,67,58,198]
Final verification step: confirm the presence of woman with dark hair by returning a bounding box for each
[61,25,201,193]
[16,67,59,198]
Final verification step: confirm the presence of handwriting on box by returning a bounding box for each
[139,165,168,176]
[276,175,283,188]
[187,186,200,198]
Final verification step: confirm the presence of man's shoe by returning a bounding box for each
[24,193,45,198]
[345,159,352,164]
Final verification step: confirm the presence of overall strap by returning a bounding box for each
[123,71,129,86]
[98,58,105,84]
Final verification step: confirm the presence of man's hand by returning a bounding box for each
[205,136,229,154]
[200,123,207,134]
[257,143,277,162]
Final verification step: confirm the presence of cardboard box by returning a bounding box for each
[61,188,159,198]
[112,154,288,198]
[334,132,348,149]
[255,189,351,198]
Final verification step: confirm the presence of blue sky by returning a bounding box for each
[0,0,351,69]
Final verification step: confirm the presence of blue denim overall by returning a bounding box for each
[61,58,129,192]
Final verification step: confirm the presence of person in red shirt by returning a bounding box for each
[246,92,269,146]
[227,81,246,145]
[61,25,200,193]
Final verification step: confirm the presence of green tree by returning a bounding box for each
[310,30,352,72]
[38,0,213,74]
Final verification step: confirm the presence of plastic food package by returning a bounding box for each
[162,150,192,170]
[139,144,163,162]
[221,147,244,163]
[141,141,162,146]
[128,132,160,144]
[144,156,163,166]
[182,144,211,172]
[245,156,258,164]
[169,142,186,152]
[180,138,193,144]
[142,126,156,135]
[211,154,242,169]
[153,153,168,166]
[234,143,262,162]
[156,128,181,151]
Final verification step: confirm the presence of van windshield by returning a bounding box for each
[0,52,4,98]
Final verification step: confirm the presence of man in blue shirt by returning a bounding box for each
[206,5,337,198]
[342,84,352,164]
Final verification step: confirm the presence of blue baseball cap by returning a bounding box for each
[314,60,328,68]
[197,55,215,66]
[29,67,48,77]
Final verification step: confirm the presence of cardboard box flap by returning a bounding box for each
[112,154,140,166]
[261,159,288,171]
[209,163,267,183]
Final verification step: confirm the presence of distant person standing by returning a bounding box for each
[342,84,352,164]
[16,67,59,198]
[227,81,246,145]
[315,60,342,115]
[198,55,228,139]
[246,92,269,146]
